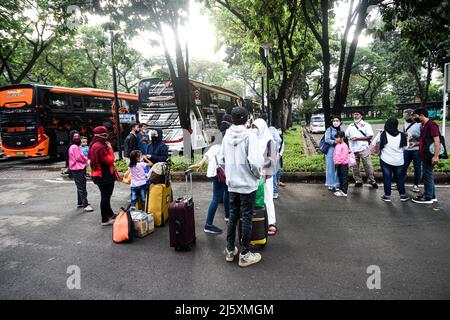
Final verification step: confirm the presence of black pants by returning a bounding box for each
[336,164,349,194]
[71,169,88,207]
[227,191,256,255]
[97,183,115,223]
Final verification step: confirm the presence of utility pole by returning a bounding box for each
[109,29,123,160]
[442,63,449,137]
[261,42,273,126]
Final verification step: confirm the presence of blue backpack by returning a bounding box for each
[318,129,331,154]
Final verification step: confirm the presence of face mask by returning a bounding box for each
[95,133,108,139]
[415,118,421,123]
[405,118,413,123]
[151,136,158,143]
[72,138,81,145]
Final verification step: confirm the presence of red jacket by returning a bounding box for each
[90,144,115,179]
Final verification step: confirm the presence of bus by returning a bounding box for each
[244,99,263,120]
[138,78,242,152]
[0,84,139,158]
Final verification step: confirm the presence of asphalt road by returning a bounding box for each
[0,165,449,300]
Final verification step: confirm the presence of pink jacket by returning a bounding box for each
[333,142,350,165]
[68,144,88,170]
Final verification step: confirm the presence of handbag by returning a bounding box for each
[214,155,226,183]
[318,129,331,154]
[348,152,357,167]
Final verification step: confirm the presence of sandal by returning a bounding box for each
[278,182,286,187]
[268,224,277,236]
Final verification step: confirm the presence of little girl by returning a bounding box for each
[125,150,153,209]
[333,131,349,197]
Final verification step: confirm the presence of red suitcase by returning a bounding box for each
[169,169,196,251]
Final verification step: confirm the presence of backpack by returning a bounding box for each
[149,162,171,186]
[113,207,133,243]
[318,129,332,154]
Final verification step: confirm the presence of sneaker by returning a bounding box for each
[381,195,392,202]
[334,191,347,197]
[412,185,420,193]
[412,196,433,204]
[204,224,223,235]
[273,193,279,199]
[83,205,94,212]
[225,217,229,223]
[77,204,83,208]
[400,195,410,202]
[432,198,438,203]
[101,218,115,226]
[391,183,397,190]
[238,252,262,268]
[371,183,379,189]
[224,246,239,262]
[354,182,363,188]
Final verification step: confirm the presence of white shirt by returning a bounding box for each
[204,144,222,178]
[345,120,374,153]
[373,132,405,166]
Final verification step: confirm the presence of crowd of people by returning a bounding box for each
[323,108,444,204]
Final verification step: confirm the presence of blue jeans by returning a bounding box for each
[403,150,422,186]
[131,184,148,206]
[273,160,281,193]
[227,191,256,255]
[325,146,339,189]
[421,159,436,199]
[380,159,406,197]
[206,177,230,225]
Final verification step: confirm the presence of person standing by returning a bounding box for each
[324,116,342,192]
[137,123,149,154]
[123,123,140,164]
[402,109,422,193]
[146,128,169,164]
[411,108,441,204]
[372,118,409,202]
[252,119,278,236]
[269,126,283,199]
[88,126,116,226]
[189,120,232,235]
[333,131,349,197]
[345,111,378,188]
[68,133,93,212]
[220,107,264,268]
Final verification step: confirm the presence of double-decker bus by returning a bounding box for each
[0,84,139,158]
[138,78,242,152]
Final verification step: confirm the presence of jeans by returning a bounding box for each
[273,160,282,193]
[403,150,422,186]
[352,147,376,184]
[380,159,406,197]
[325,146,339,189]
[227,191,256,255]
[206,177,230,225]
[336,164,349,194]
[71,168,88,207]
[421,159,436,199]
[131,184,148,207]
[97,183,115,223]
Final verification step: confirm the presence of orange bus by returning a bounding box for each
[0,84,139,158]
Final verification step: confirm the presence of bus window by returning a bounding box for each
[86,97,113,113]
[48,92,67,111]
[71,95,84,112]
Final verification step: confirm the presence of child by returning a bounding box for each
[80,137,89,157]
[333,131,349,197]
[125,150,153,209]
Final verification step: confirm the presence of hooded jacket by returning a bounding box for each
[147,128,169,163]
[219,124,264,194]
[253,119,277,177]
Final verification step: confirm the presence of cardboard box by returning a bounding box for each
[130,211,154,238]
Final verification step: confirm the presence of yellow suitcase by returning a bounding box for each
[145,183,173,227]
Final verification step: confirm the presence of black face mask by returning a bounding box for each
[405,118,413,123]
[151,136,158,143]
[414,118,421,123]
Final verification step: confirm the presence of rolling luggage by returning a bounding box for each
[145,183,173,227]
[239,207,268,249]
[169,169,196,251]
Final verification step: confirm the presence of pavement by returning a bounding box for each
[0,165,450,300]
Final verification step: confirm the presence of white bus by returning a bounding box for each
[137,78,242,153]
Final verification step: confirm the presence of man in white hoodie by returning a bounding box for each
[219,107,264,267]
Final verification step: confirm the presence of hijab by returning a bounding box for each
[380,118,407,150]
[88,126,109,170]
[253,118,274,156]
[72,133,81,146]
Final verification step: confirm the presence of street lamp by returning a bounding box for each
[261,41,273,125]
[108,28,123,160]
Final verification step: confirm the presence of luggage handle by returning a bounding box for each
[175,220,182,235]
[184,169,193,199]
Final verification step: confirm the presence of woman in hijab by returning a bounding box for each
[68,132,93,212]
[146,128,169,164]
[252,118,278,236]
[325,116,342,192]
[88,126,116,226]
[269,126,283,199]
[63,130,80,177]
[373,118,409,202]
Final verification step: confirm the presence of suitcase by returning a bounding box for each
[239,207,268,249]
[144,183,173,227]
[169,169,196,251]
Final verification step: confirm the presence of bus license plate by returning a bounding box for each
[15,152,25,155]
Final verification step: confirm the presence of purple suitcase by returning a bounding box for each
[169,169,196,251]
